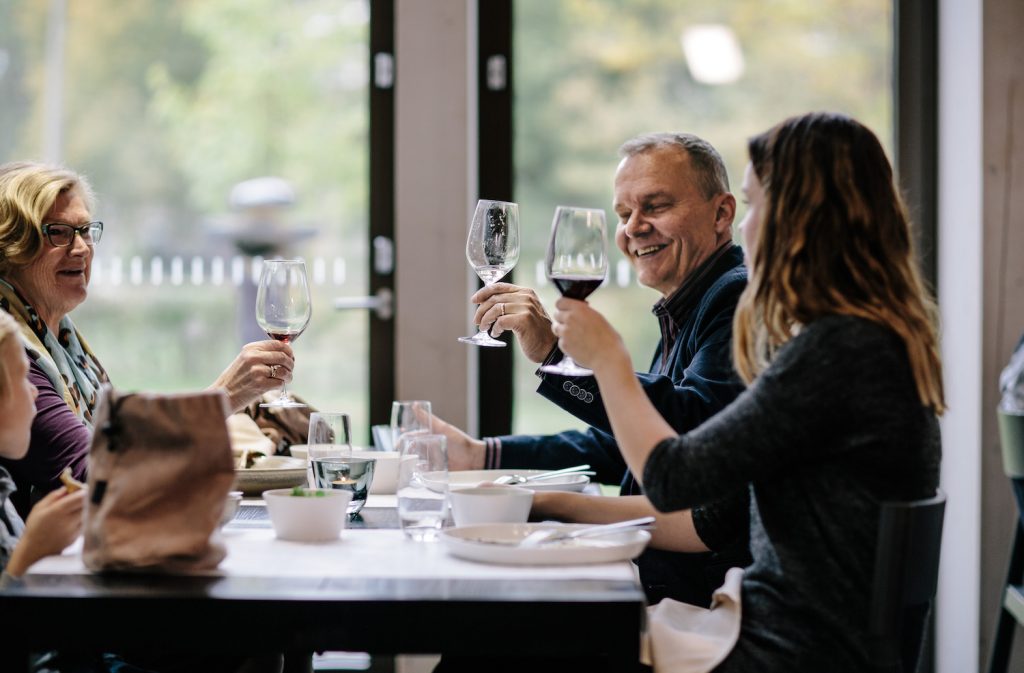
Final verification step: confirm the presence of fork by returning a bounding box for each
[518,516,656,547]
[493,464,592,485]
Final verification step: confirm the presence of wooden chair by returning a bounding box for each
[986,410,1024,673]
[868,490,947,673]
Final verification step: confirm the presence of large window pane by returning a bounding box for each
[1,1,371,438]
[513,0,892,434]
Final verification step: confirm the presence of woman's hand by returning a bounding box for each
[471,283,556,362]
[550,297,627,372]
[5,487,86,577]
[210,340,296,412]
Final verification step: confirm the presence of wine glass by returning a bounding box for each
[538,206,608,377]
[458,199,520,347]
[255,258,312,407]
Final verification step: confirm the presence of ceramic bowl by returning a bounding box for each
[263,488,353,542]
[350,450,402,494]
[219,491,243,528]
[449,485,533,527]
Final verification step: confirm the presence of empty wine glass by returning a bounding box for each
[255,258,312,407]
[458,199,520,347]
[538,206,608,377]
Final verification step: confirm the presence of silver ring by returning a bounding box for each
[269,364,279,379]
[499,302,506,316]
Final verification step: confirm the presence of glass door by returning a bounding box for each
[0,0,374,439]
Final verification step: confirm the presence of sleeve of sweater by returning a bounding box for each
[642,316,902,513]
[0,362,91,511]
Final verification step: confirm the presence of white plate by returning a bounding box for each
[441,523,650,565]
[421,469,590,493]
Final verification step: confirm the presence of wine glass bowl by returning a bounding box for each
[255,259,312,407]
[538,206,608,377]
[458,199,520,347]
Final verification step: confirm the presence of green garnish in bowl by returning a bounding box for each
[290,486,327,497]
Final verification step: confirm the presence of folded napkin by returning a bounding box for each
[641,566,744,673]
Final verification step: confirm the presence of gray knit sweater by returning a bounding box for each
[643,315,941,672]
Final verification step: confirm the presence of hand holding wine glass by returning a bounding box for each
[538,206,608,376]
[255,259,312,408]
[458,199,520,347]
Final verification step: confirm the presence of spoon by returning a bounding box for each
[492,464,592,485]
[518,516,656,548]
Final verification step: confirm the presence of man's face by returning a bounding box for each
[613,147,735,297]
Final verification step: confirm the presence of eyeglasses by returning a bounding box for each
[41,221,104,248]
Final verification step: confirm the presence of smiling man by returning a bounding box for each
[434,133,750,608]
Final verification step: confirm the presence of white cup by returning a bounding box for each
[449,486,533,527]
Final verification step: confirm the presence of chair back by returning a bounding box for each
[868,490,947,673]
[998,410,1024,515]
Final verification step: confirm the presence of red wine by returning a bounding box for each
[266,329,303,344]
[551,275,602,300]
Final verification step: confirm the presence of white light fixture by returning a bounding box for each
[680,24,745,85]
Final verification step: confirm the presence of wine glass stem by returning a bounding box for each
[279,380,291,401]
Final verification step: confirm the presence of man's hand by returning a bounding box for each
[430,413,486,471]
[470,283,557,363]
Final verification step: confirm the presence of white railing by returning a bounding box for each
[89,255,349,287]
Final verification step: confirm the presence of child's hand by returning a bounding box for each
[5,487,86,577]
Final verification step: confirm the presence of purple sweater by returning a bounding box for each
[0,361,90,518]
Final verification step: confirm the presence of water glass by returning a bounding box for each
[307,412,353,486]
[312,456,376,515]
[390,400,432,454]
[397,433,448,541]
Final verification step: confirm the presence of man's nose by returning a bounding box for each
[621,212,650,237]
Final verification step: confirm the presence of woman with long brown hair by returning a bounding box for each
[550,111,943,671]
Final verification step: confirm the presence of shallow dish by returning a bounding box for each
[234,456,307,496]
[441,523,650,565]
[422,469,590,493]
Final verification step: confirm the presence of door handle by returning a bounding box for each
[333,287,393,321]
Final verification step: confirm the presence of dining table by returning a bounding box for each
[0,492,647,672]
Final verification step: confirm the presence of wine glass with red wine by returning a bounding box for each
[255,258,312,408]
[538,206,608,377]
[458,199,520,347]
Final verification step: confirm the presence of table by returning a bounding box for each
[0,503,646,671]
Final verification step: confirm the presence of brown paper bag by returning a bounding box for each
[82,386,235,573]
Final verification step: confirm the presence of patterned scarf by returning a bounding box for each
[0,278,108,428]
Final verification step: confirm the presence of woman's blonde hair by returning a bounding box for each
[733,112,945,413]
[0,161,95,276]
[0,310,20,394]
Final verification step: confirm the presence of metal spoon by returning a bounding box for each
[492,464,592,485]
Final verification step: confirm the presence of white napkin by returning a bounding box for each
[641,566,744,673]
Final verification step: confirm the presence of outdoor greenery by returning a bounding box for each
[0,0,891,440]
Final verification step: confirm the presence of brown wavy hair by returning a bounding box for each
[0,161,95,277]
[733,112,945,413]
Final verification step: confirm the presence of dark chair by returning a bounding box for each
[986,410,1024,673]
[868,490,947,673]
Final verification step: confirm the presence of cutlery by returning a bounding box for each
[492,464,591,485]
[517,516,656,548]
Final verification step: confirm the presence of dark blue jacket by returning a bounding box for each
[497,245,752,606]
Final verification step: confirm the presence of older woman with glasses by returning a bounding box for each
[0,161,295,516]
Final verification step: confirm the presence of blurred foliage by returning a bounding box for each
[0,0,372,439]
[511,0,892,434]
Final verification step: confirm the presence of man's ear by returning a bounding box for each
[714,193,737,236]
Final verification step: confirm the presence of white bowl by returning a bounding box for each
[449,486,533,527]
[219,491,243,528]
[351,450,402,494]
[263,488,353,542]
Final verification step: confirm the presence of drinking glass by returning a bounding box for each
[306,412,353,486]
[255,259,312,407]
[390,400,432,455]
[397,433,449,541]
[538,206,608,377]
[312,456,376,516]
[458,199,520,347]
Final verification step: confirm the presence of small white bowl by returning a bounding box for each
[449,486,533,527]
[350,450,401,494]
[219,491,244,528]
[263,488,353,542]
